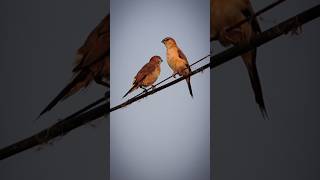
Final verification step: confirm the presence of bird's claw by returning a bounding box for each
[172,73,177,78]
[142,87,148,93]
[291,23,303,36]
[287,17,303,36]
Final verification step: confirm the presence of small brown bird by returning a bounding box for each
[211,0,268,119]
[123,56,163,98]
[38,15,110,117]
[161,37,193,97]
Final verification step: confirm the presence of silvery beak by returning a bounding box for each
[160,58,163,62]
[161,39,165,44]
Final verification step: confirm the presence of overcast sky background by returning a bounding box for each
[110,0,210,180]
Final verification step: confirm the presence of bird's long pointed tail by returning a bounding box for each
[186,77,193,98]
[122,85,137,98]
[37,70,90,119]
[242,50,268,119]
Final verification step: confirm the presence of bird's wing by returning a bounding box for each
[133,62,156,85]
[178,48,190,64]
[73,15,110,72]
[178,48,191,71]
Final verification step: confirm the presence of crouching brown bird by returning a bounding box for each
[123,56,163,98]
[211,0,268,119]
[161,37,193,98]
[38,15,110,118]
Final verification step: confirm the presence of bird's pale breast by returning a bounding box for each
[166,48,188,76]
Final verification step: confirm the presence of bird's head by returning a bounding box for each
[150,55,163,64]
[161,37,176,48]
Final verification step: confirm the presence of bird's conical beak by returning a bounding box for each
[161,39,165,44]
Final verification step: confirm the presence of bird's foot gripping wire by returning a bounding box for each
[284,17,303,36]
[290,17,303,36]
[141,87,148,93]
[151,85,156,90]
[172,73,177,78]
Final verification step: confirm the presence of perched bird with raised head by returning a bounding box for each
[38,15,110,118]
[161,37,193,98]
[211,0,268,119]
[123,56,163,98]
